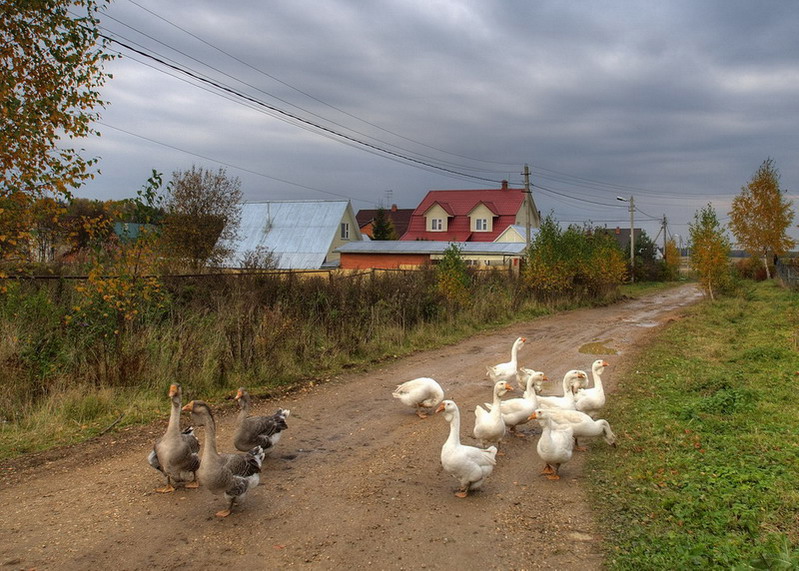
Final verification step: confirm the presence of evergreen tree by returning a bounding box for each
[371,207,398,240]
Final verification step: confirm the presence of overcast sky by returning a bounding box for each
[75,0,799,245]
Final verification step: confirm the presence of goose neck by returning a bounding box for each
[446,409,461,447]
[166,397,182,436]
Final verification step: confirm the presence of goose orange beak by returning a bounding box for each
[181,401,193,412]
[528,412,538,420]
[435,402,446,413]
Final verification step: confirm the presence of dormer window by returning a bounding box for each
[475,218,488,231]
[340,222,350,239]
[430,218,443,231]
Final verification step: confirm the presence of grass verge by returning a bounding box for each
[587,280,799,568]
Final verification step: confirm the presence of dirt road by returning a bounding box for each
[0,284,702,570]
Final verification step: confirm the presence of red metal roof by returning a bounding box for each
[401,187,526,242]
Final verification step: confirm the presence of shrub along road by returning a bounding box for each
[0,284,702,570]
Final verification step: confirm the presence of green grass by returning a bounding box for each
[587,280,799,568]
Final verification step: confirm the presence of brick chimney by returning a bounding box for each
[391,204,397,211]
[501,180,508,190]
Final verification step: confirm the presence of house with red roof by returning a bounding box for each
[400,180,540,242]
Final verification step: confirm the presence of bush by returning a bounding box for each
[522,216,626,301]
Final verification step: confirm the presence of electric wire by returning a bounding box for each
[122,0,522,172]
[101,33,504,185]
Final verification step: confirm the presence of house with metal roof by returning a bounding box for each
[335,240,527,271]
[400,180,540,242]
[220,200,363,269]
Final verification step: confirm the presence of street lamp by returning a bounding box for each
[617,195,635,282]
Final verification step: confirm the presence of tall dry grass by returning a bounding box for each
[1,267,603,457]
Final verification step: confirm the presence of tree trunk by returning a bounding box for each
[762,256,771,280]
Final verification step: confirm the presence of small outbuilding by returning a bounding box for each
[336,240,527,271]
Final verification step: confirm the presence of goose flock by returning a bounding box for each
[147,384,290,517]
[395,336,617,496]
[147,336,615,514]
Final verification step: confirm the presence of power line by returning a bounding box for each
[101,33,504,185]
[122,0,521,173]
[98,122,358,201]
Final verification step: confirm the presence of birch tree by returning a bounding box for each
[689,204,731,301]
[728,158,795,279]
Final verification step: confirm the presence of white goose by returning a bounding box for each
[536,370,586,410]
[574,359,609,417]
[533,408,617,451]
[473,380,514,450]
[392,377,445,418]
[529,408,574,480]
[436,400,497,498]
[484,370,548,437]
[486,337,526,383]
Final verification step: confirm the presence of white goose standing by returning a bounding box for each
[473,380,514,451]
[530,408,574,480]
[574,359,609,417]
[437,400,497,498]
[536,370,586,410]
[532,408,617,451]
[484,370,548,437]
[486,337,526,383]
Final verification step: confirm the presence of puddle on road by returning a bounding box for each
[579,340,617,355]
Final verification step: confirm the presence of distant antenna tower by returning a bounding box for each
[383,189,393,208]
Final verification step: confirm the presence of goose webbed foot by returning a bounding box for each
[155,484,175,493]
[185,480,200,489]
[454,489,468,498]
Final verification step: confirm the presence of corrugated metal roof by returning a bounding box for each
[335,240,526,255]
[222,200,360,269]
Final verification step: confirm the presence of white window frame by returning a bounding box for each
[340,222,350,239]
[474,218,488,231]
[430,218,443,231]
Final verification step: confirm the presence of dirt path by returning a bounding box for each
[0,284,703,570]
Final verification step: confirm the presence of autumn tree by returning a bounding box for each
[689,203,731,301]
[436,243,471,307]
[662,238,681,281]
[371,207,398,240]
[160,166,243,270]
[1,0,113,267]
[729,158,796,279]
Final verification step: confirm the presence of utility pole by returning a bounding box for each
[523,164,532,247]
[662,215,668,254]
[617,195,635,282]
